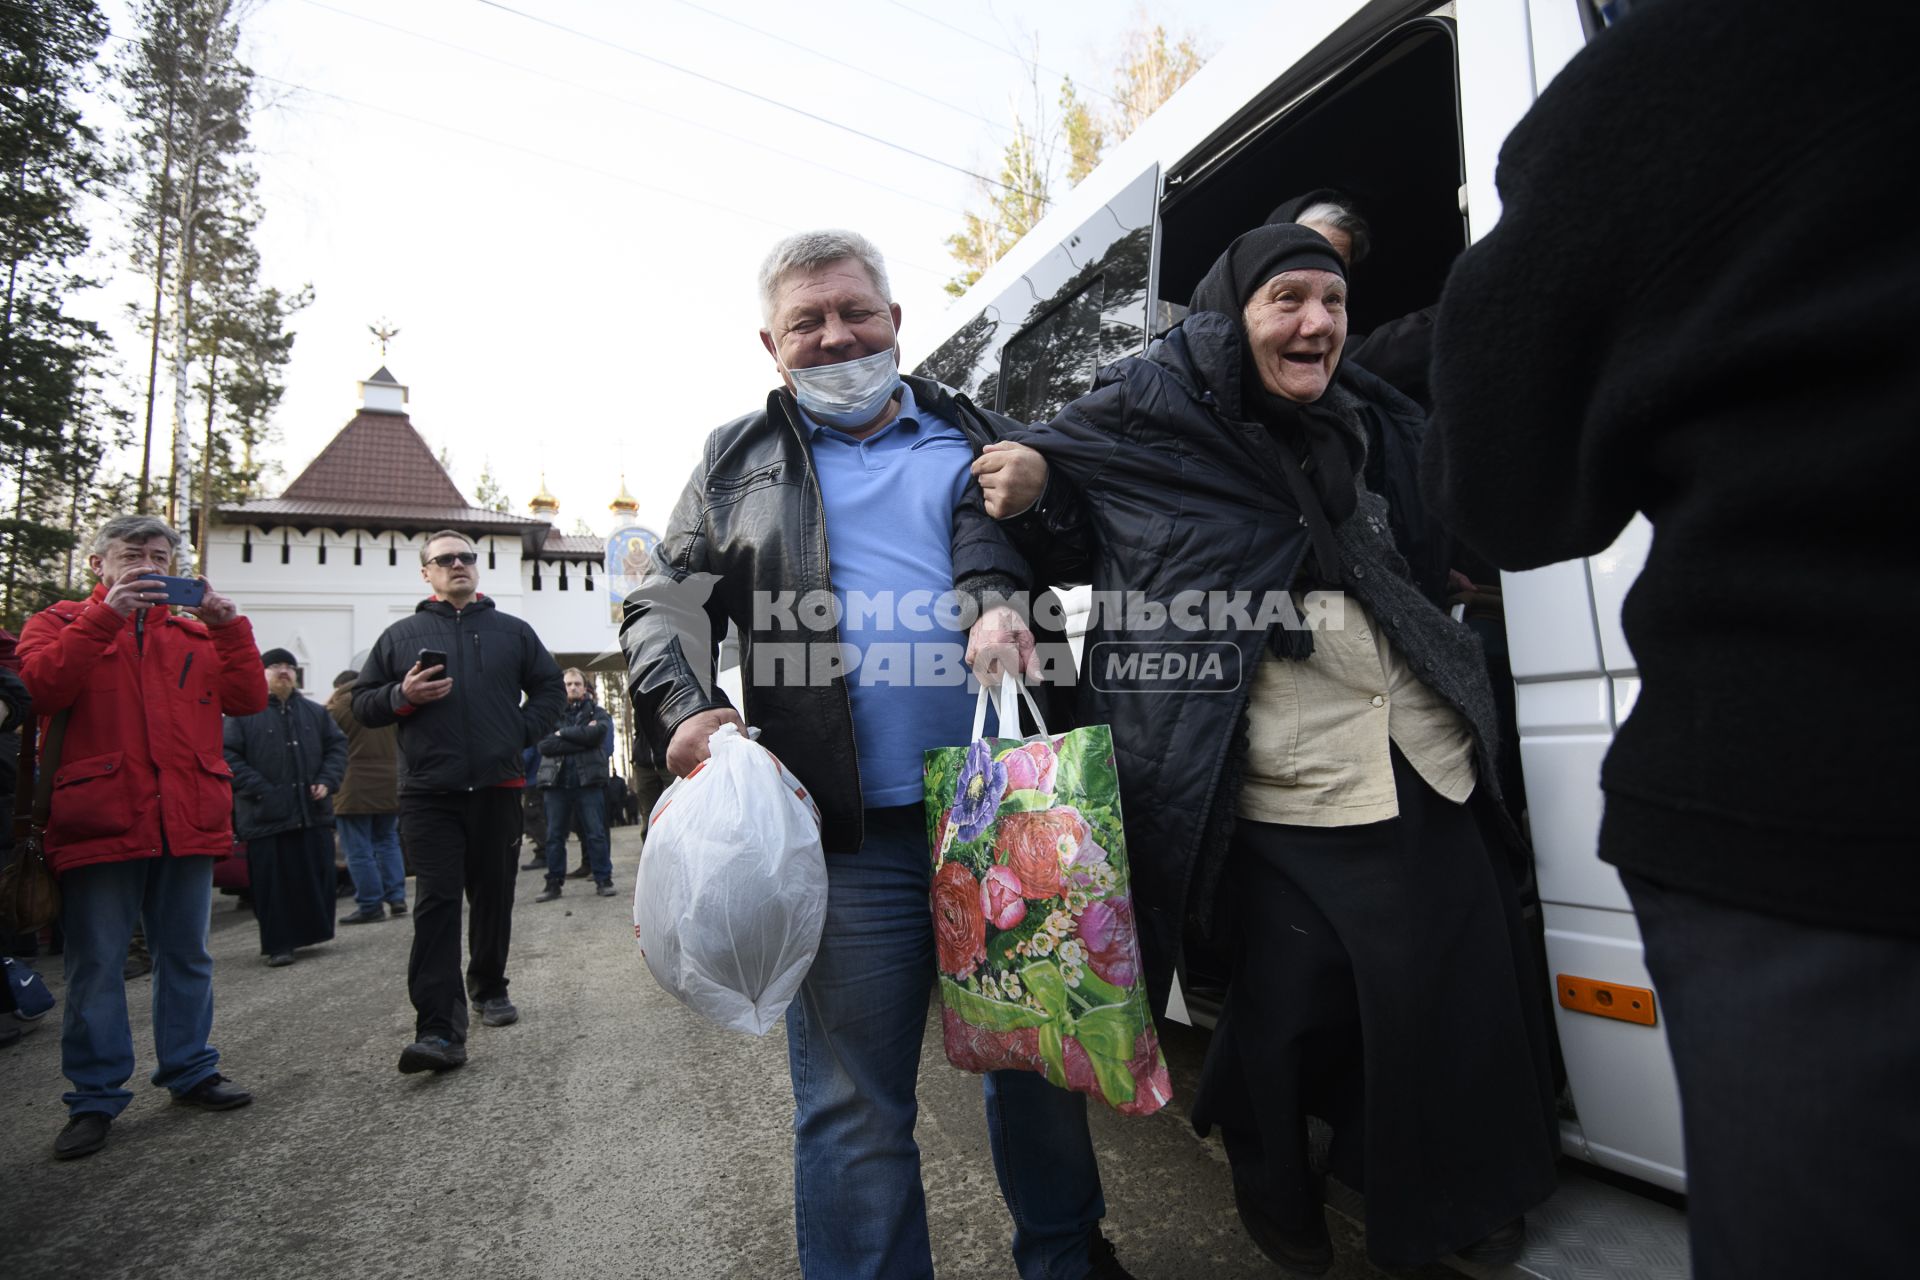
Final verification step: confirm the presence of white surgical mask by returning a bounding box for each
[785,347,901,429]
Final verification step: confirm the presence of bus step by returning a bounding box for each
[1323,1161,1690,1279]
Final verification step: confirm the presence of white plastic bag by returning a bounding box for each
[632,723,828,1035]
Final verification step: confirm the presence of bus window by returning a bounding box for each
[915,166,1158,422]
[1000,274,1105,424]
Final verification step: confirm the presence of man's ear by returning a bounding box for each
[759,329,780,363]
[889,302,902,336]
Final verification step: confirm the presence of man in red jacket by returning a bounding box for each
[17,515,268,1160]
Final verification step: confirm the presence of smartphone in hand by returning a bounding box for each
[416,648,450,673]
[148,574,208,607]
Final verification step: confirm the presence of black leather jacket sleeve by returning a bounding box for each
[620,453,735,768]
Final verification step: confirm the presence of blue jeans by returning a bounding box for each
[544,786,611,886]
[787,805,1106,1280]
[59,855,222,1117]
[338,812,406,910]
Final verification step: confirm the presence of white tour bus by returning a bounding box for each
[902,1,1688,1273]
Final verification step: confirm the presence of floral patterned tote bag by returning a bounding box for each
[923,673,1171,1115]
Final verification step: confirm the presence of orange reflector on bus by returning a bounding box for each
[1556,974,1657,1026]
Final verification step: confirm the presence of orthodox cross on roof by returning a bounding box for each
[369,318,400,361]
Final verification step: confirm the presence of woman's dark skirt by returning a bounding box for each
[248,827,338,956]
[1190,747,1559,1267]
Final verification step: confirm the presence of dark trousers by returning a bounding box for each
[1624,873,1920,1280]
[246,827,337,956]
[400,789,523,1044]
[1195,750,1558,1267]
[544,786,611,886]
[630,765,670,838]
[520,787,546,851]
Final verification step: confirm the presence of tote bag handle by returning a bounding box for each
[968,671,1048,743]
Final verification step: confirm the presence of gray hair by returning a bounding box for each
[1295,199,1372,266]
[88,514,183,558]
[758,229,892,325]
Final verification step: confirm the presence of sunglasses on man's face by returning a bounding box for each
[428,551,479,568]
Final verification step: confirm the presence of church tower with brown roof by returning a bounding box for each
[201,364,620,695]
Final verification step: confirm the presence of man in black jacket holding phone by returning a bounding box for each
[352,530,564,1074]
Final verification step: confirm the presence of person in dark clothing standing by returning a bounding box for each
[974,224,1557,1272]
[352,530,564,1074]
[224,650,348,967]
[327,669,407,924]
[1421,3,1920,1277]
[533,669,615,901]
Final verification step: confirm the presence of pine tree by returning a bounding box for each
[118,0,258,527]
[0,0,122,627]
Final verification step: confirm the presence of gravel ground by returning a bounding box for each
[0,824,1457,1280]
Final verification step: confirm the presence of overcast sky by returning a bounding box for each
[79,0,1265,540]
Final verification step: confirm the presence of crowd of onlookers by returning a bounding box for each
[0,517,666,1160]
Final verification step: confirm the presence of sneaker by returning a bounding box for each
[265,952,295,968]
[595,882,617,897]
[174,1073,254,1111]
[397,1036,467,1074]
[339,908,385,925]
[388,901,408,917]
[534,884,562,903]
[472,996,519,1027]
[1456,1218,1527,1267]
[1086,1230,1137,1279]
[1233,1179,1333,1277]
[53,1113,112,1160]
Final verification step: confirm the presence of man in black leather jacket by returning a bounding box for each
[620,230,1127,1280]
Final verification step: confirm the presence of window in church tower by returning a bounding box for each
[242,530,253,563]
[389,534,397,566]
[559,562,569,591]
[532,561,543,590]
[354,532,363,565]
[281,530,290,564]
[488,539,497,569]
[318,532,327,564]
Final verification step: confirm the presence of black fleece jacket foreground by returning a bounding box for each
[1422,0,1920,937]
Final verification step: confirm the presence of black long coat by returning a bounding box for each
[224,692,348,841]
[1010,313,1508,1013]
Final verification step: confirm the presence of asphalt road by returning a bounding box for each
[0,825,1459,1280]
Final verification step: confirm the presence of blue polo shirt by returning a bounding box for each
[803,384,979,806]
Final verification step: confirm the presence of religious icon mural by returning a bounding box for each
[606,525,661,623]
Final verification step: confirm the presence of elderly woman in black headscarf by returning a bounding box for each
[975,224,1557,1273]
